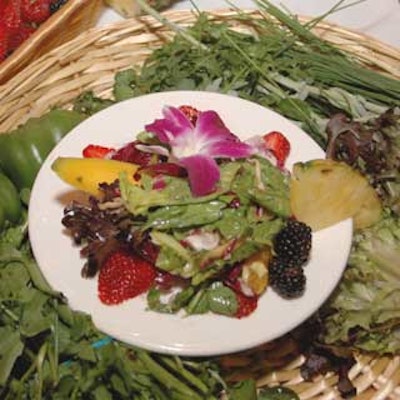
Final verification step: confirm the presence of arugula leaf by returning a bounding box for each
[207,283,238,316]
[212,207,248,239]
[146,201,226,230]
[252,218,283,245]
[113,69,141,101]
[0,327,24,387]
[19,291,53,337]
[73,91,115,116]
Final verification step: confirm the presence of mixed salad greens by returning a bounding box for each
[1,1,399,398]
[58,104,311,318]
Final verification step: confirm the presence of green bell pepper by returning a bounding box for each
[0,171,22,230]
[0,109,85,190]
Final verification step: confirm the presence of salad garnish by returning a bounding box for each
[144,105,255,196]
[56,105,313,319]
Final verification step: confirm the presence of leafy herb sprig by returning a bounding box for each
[132,0,399,147]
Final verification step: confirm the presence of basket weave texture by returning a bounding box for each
[0,0,104,84]
[0,9,399,400]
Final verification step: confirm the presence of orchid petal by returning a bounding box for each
[193,110,255,158]
[145,106,192,143]
[179,154,220,197]
[195,110,239,142]
[205,140,255,158]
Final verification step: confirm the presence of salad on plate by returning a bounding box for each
[53,106,312,318]
[53,103,314,319]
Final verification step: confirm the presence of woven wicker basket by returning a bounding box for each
[0,0,104,84]
[0,9,399,399]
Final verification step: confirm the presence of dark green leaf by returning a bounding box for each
[73,91,115,116]
[0,326,24,387]
[228,379,257,400]
[20,291,53,337]
[207,283,237,316]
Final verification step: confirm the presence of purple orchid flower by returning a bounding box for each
[145,105,255,196]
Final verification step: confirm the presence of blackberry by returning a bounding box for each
[273,219,312,267]
[268,257,287,286]
[269,256,302,283]
[270,263,306,298]
[50,0,68,14]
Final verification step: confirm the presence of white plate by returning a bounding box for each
[29,91,352,356]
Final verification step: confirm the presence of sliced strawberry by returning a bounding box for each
[21,0,51,25]
[235,292,258,319]
[263,131,291,168]
[179,105,199,125]
[82,144,115,159]
[98,250,157,305]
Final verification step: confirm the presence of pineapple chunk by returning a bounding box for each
[290,159,381,231]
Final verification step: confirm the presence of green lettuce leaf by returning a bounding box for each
[322,210,400,353]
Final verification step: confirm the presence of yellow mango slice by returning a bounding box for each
[51,157,139,196]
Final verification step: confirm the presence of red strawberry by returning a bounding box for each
[8,23,35,52]
[82,144,115,159]
[98,250,157,305]
[0,2,7,18]
[3,0,22,34]
[179,105,199,125]
[0,24,9,61]
[21,0,51,25]
[262,131,291,168]
[235,292,258,319]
